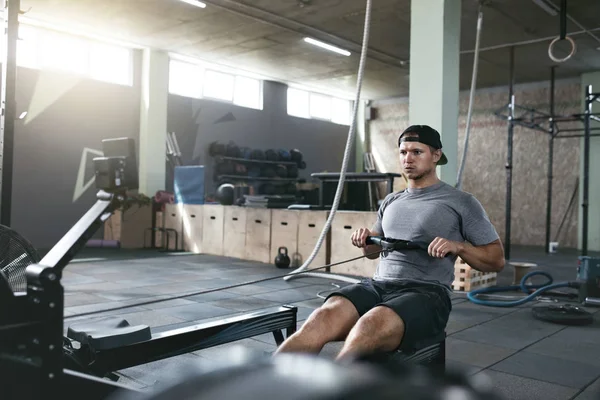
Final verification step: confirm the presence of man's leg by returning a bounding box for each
[275,280,382,355]
[275,295,359,354]
[336,284,451,361]
[336,305,404,361]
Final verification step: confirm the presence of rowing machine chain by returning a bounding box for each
[65,250,385,320]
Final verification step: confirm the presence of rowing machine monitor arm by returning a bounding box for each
[30,137,138,277]
[0,138,137,398]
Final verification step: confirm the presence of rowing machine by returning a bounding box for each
[0,137,297,399]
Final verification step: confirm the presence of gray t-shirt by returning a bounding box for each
[371,180,499,292]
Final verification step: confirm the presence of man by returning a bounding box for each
[275,125,504,361]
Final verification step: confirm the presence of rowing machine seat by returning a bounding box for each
[67,317,152,350]
[393,331,446,370]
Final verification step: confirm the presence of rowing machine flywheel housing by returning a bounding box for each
[0,224,41,300]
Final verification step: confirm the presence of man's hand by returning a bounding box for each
[428,237,462,258]
[351,228,372,248]
[351,228,382,260]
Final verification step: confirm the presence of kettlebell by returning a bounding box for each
[274,247,291,268]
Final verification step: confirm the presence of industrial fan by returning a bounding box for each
[0,224,41,298]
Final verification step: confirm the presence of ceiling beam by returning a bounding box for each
[460,26,600,54]
[201,0,408,69]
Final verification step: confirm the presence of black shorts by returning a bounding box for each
[325,279,452,351]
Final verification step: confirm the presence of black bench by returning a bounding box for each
[391,331,446,371]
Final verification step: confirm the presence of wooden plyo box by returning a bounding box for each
[270,210,300,267]
[155,211,163,248]
[163,204,184,251]
[329,211,378,277]
[224,206,247,260]
[244,208,272,263]
[296,210,329,267]
[452,257,497,292]
[182,204,204,253]
[202,204,225,256]
[104,205,153,249]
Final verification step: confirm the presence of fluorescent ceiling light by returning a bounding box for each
[303,37,351,56]
[179,0,207,8]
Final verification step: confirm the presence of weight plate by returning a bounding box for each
[531,303,594,326]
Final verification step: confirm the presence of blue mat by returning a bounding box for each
[174,166,205,204]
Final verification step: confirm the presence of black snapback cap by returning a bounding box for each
[398,125,448,166]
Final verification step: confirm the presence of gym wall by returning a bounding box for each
[10,66,141,250]
[167,80,355,196]
[8,61,353,249]
[369,78,582,249]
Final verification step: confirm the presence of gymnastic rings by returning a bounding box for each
[548,35,576,63]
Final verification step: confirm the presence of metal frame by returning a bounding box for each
[310,172,403,209]
[0,0,20,226]
[495,47,599,259]
[66,305,297,378]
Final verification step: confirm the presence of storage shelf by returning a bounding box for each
[215,156,300,167]
[216,175,299,183]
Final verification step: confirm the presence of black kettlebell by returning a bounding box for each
[274,247,291,268]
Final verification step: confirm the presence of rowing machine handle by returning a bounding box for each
[365,236,383,246]
[365,236,432,252]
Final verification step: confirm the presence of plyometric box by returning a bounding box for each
[225,206,247,260]
[245,208,272,263]
[270,210,300,268]
[202,204,225,256]
[104,205,153,249]
[329,211,378,277]
[182,204,204,253]
[163,204,184,251]
[296,210,329,268]
[452,257,497,292]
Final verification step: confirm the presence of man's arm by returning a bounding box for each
[456,239,505,272]
[429,237,505,273]
[445,193,505,272]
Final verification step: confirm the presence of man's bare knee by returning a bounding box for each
[342,306,405,354]
[300,295,359,341]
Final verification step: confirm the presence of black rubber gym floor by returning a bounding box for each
[62,246,600,400]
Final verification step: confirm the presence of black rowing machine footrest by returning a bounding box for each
[67,316,152,350]
[393,331,446,367]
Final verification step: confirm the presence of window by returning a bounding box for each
[234,75,262,109]
[168,60,204,98]
[287,88,310,118]
[203,70,235,101]
[17,25,40,70]
[287,87,352,125]
[331,97,352,125]
[309,92,331,120]
[89,42,133,86]
[0,23,134,86]
[40,31,89,75]
[167,59,263,109]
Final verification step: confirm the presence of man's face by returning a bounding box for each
[399,140,439,180]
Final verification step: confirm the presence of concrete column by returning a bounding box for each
[408,0,461,185]
[355,100,369,172]
[579,72,600,252]
[138,48,169,196]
